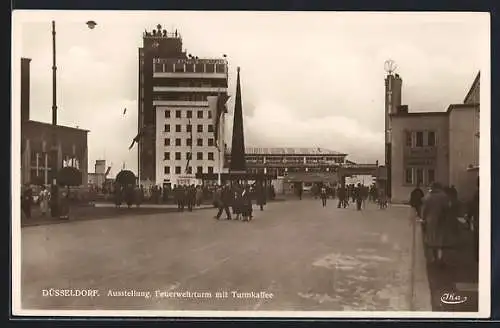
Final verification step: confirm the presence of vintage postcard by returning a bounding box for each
[11,10,491,318]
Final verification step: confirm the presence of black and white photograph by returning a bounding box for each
[12,11,490,317]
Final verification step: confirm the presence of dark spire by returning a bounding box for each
[229,67,246,172]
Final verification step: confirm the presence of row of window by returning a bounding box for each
[164,166,214,175]
[164,152,215,161]
[404,167,435,185]
[165,109,212,119]
[153,94,215,102]
[164,138,215,147]
[153,80,227,89]
[154,62,226,74]
[405,131,436,148]
[164,124,214,133]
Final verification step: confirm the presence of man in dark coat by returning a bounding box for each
[337,186,346,208]
[22,184,33,219]
[255,183,266,211]
[354,183,363,211]
[410,183,425,218]
[187,185,196,212]
[215,185,232,220]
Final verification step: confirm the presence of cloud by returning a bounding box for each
[15,11,488,176]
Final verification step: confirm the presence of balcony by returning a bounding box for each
[153,86,228,93]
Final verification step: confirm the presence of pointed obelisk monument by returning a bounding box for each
[229,67,247,174]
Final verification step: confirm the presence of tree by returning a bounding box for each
[115,170,136,187]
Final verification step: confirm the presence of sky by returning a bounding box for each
[14,11,489,177]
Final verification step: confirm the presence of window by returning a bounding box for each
[427,169,435,184]
[208,152,214,161]
[174,63,184,73]
[197,138,203,146]
[175,124,181,132]
[175,110,181,118]
[186,152,192,161]
[164,124,170,132]
[216,64,225,73]
[416,131,424,147]
[197,152,203,160]
[427,131,436,146]
[155,63,163,72]
[197,124,203,133]
[405,168,413,184]
[208,166,214,174]
[186,166,192,174]
[197,110,203,119]
[416,168,424,185]
[175,166,181,174]
[165,110,171,118]
[405,131,412,147]
[164,152,170,160]
[185,63,194,73]
[208,124,214,133]
[164,138,170,146]
[187,110,192,118]
[174,152,181,160]
[165,63,174,72]
[164,166,170,174]
[208,138,214,147]
[197,166,203,174]
[205,64,214,73]
[195,63,204,73]
[187,124,192,132]
[186,138,192,146]
[208,110,212,119]
[175,138,181,146]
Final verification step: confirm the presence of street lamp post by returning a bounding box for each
[49,20,96,218]
[50,20,59,217]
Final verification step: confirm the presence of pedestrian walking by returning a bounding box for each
[422,182,454,265]
[21,184,33,219]
[320,185,327,207]
[38,185,50,216]
[410,183,425,218]
[241,186,253,221]
[354,183,363,211]
[255,183,266,211]
[215,185,232,220]
[337,186,347,208]
[195,185,203,207]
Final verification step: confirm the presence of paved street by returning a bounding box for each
[21,199,429,312]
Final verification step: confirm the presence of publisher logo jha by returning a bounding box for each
[440,292,468,305]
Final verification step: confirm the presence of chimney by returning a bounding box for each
[21,58,31,122]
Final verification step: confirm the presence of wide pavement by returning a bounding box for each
[20,198,429,313]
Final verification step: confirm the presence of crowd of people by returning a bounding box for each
[110,183,276,212]
[211,182,270,221]
[295,182,387,210]
[409,180,480,265]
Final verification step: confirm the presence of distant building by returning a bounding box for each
[224,147,348,193]
[138,24,228,187]
[20,58,89,186]
[87,160,108,188]
[390,72,480,203]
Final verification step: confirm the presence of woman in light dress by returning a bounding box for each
[38,185,50,216]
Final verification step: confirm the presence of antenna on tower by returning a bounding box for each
[384,59,398,76]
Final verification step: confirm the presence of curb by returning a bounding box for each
[411,222,432,311]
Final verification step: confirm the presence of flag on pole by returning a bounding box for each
[208,94,230,151]
[129,124,153,150]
